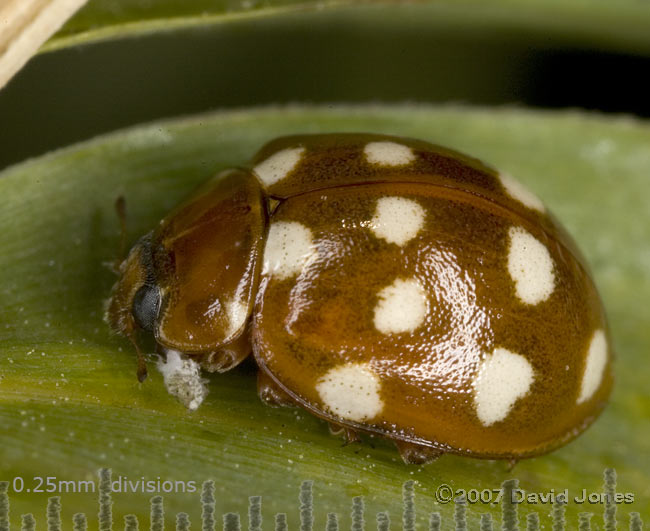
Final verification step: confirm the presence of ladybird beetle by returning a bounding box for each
[106,133,613,463]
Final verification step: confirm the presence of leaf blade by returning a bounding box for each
[1,104,649,524]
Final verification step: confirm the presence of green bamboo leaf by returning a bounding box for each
[44,0,650,54]
[8,0,650,172]
[1,105,649,526]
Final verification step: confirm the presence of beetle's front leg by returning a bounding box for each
[201,330,252,373]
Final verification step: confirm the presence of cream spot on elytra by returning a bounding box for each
[363,141,415,166]
[370,196,426,246]
[500,173,545,212]
[577,329,608,404]
[262,221,315,280]
[316,362,383,422]
[253,147,305,186]
[473,347,535,426]
[507,226,555,305]
[373,277,427,334]
[157,350,208,411]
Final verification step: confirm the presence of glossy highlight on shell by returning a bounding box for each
[105,133,613,464]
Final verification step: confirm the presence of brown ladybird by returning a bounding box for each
[106,133,613,463]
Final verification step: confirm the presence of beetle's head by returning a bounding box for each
[105,232,161,382]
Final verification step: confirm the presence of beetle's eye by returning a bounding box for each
[132,284,160,331]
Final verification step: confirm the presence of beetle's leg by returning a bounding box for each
[328,422,345,437]
[202,331,251,373]
[328,423,361,445]
[506,458,519,472]
[342,429,361,446]
[394,440,443,465]
[257,370,296,407]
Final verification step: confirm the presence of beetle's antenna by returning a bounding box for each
[136,350,148,382]
[133,338,148,383]
[123,327,148,382]
[113,195,128,273]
